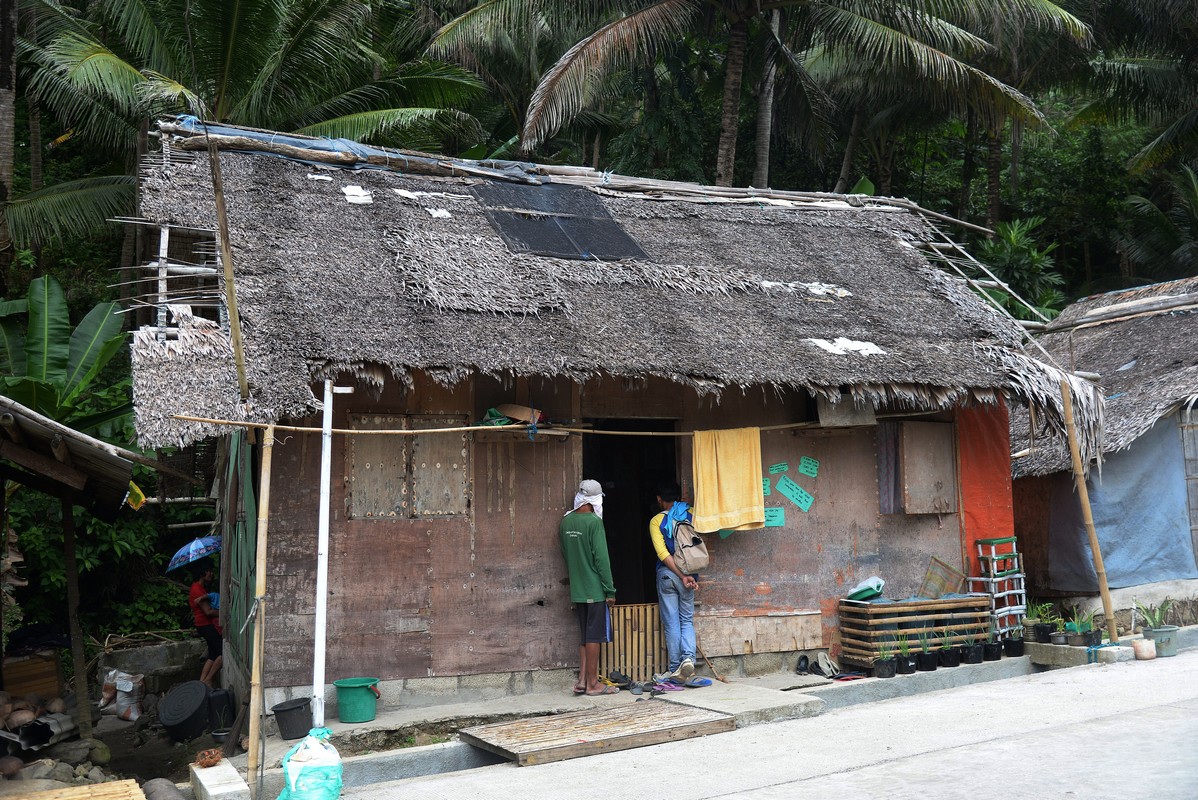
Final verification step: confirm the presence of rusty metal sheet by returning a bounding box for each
[347,413,407,519]
[409,416,469,517]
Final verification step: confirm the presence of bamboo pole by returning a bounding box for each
[1059,379,1118,643]
[247,425,276,800]
[204,134,250,401]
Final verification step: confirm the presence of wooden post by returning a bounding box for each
[247,425,275,800]
[62,499,92,739]
[1059,379,1118,643]
[205,135,250,401]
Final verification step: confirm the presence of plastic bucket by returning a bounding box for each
[271,697,312,740]
[334,678,381,723]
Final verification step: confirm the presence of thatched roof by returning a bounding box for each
[130,119,1100,453]
[1013,277,1198,477]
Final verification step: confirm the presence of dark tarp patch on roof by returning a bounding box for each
[473,182,650,262]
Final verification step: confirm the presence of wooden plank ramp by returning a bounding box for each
[22,780,147,800]
[459,700,734,766]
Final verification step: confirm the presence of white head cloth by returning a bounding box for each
[566,479,604,519]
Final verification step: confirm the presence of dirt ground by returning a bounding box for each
[95,716,222,784]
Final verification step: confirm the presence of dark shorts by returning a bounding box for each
[575,602,612,644]
[197,624,222,660]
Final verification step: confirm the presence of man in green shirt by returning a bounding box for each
[559,479,617,695]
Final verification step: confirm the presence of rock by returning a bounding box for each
[49,761,76,783]
[17,759,55,780]
[142,693,159,714]
[0,756,22,778]
[87,738,112,765]
[87,766,106,783]
[0,779,71,795]
[46,738,95,765]
[74,762,90,777]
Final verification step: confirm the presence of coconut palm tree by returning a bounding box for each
[1120,166,1198,278]
[1078,0,1198,169]
[517,0,1090,187]
[6,0,483,252]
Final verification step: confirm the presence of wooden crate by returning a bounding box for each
[838,596,991,669]
[2,649,64,698]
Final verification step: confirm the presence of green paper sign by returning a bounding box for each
[776,475,814,512]
[764,507,785,527]
[768,462,789,474]
[763,479,771,496]
[799,456,820,477]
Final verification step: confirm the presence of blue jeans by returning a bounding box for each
[656,568,695,671]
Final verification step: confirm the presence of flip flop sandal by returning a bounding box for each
[653,682,685,692]
[630,683,643,695]
[817,652,841,679]
[684,677,712,688]
[572,686,586,695]
[585,684,620,696]
[598,677,621,688]
[796,655,809,675]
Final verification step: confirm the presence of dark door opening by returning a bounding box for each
[582,419,677,604]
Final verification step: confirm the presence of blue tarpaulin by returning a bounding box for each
[1049,413,1198,591]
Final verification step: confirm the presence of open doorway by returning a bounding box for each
[582,419,677,604]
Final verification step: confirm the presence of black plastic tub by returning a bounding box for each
[159,681,210,742]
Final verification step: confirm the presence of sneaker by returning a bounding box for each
[669,659,695,681]
[653,671,672,683]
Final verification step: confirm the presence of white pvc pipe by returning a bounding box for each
[313,380,333,726]
[312,381,355,726]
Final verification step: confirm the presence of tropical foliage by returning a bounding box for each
[1,274,129,434]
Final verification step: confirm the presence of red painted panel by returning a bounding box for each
[956,402,1015,576]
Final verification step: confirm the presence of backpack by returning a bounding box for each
[669,519,709,574]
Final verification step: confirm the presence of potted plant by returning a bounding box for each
[1135,598,1179,658]
[916,631,938,671]
[1049,613,1068,645]
[982,628,1004,660]
[1030,602,1055,643]
[961,630,984,664]
[1003,626,1025,657]
[938,631,961,668]
[1066,608,1092,647]
[895,634,916,675]
[874,640,897,678]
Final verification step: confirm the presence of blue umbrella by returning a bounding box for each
[166,536,222,573]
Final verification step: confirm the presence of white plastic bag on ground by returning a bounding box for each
[277,727,342,800]
[99,668,144,721]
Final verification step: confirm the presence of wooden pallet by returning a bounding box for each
[21,780,146,800]
[459,699,734,766]
[839,596,991,669]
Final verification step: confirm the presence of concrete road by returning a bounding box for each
[345,650,1198,800]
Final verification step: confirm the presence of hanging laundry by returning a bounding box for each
[691,427,765,533]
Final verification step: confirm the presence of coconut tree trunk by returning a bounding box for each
[1009,118,1022,200]
[833,111,864,194]
[715,16,749,187]
[0,0,18,297]
[62,499,93,738]
[29,102,42,191]
[958,113,977,219]
[751,10,780,189]
[986,126,1003,230]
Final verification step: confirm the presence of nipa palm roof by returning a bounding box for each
[129,119,1100,453]
[1013,277,1198,477]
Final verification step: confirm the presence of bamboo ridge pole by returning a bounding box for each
[1059,379,1118,643]
[247,425,275,800]
[204,133,250,401]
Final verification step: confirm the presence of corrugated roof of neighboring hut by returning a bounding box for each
[1012,277,1198,477]
[129,120,1099,452]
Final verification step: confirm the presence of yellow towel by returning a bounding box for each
[691,427,765,533]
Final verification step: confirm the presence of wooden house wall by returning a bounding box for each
[1012,474,1057,595]
[263,372,1007,687]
